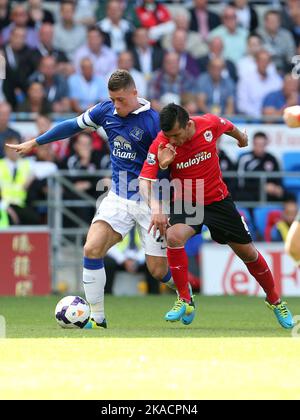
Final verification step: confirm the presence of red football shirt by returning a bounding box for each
[139,114,234,205]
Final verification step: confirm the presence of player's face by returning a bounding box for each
[109,87,138,117]
[163,120,193,146]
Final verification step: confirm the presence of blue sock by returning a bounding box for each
[83,257,104,270]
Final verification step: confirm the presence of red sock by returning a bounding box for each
[167,247,191,302]
[245,251,280,305]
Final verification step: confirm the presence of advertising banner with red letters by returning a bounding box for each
[0,228,51,296]
[202,243,300,297]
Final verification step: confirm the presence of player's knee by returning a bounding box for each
[166,230,185,248]
[148,265,166,280]
[83,241,104,259]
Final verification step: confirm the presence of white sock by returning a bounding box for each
[164,277,177,291]
[83,267,106,323]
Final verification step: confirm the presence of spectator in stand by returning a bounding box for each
[236,131,284,203]
[2,27,40,109]
[0,136,40,225]
[135,0,175,44]
[96,0,139,27]
[231,0,258,32]
[197,57,235,116]
[132,27,164,82]
[288,10,300,46]
[147,51,195,111]
[16,82,52,115]
[118,51,147,98]
[1,3,39,49]
[237,49,283,118]
[74,0,97,27]
[35,114,69,163]
[237,34,277,80]
[162,9,208,59]
[36,23,69,65]
[97,0,134,54]
[29,55,70,113]
[73,26,117,80]
[59,132,110,226]
[169,29,200,78]
[280,0,299,34]
[262,74,300,117]
[0,0,11,31]
[189,0,220,42]
[257,10,296,73]
[53,0,87,60]
[27,0,54,28]
[68,57,107,113]
[209,6,248,65]
[0,102,21,158]
[271,198,298,242]
[198,36,237,83]
[217,142,237,197]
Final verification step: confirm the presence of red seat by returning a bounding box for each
[264,210,283,242]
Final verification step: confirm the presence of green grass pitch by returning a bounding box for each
[0,295,300,399]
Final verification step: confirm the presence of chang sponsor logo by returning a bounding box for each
[176,152,212,169]
[112,135,136,160]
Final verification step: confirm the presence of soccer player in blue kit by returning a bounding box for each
[8,70,179,328]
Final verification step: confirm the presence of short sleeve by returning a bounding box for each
[76,101,111,130]
[207,114,234,138]
[139,140,160,181]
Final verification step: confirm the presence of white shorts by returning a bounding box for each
[92,191,167,257]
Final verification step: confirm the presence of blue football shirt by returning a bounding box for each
[77,98,160,199]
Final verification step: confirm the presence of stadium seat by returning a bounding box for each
[253,206,283,240]
[282,152,300,192]
[264,210,283,242]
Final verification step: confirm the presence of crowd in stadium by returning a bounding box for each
[0,0,299,246]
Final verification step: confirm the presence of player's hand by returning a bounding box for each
[237,129,248,148]
[148,212,169,238]
[5,139,37,155]
[157,143,176,169]
[283,105,300,128]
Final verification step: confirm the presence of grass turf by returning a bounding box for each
[0,295,299,399]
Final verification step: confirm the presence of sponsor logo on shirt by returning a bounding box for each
[112,135,136,160]
[147,152,156,165]
[176,152,212,169]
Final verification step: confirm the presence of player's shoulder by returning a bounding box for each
[149,130,167,148]
[89,100,113,115]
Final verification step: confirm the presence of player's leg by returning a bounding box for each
[228,241,295,329]
[83,220,122,328]
[164,223,196,322]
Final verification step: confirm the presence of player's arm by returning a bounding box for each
[5,117,83,155]
[225,126,248,148]
[283,105,300,128]
[139,177,168,238]
[139,143,168,237]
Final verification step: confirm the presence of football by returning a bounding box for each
[55,296,90,329]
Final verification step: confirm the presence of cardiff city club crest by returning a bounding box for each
[130,126,144,141]
[204,130,213,142]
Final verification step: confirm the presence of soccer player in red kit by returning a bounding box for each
[139,103,295,329]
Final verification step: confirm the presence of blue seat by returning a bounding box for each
[253,206,282,239]
[282,152,300,191]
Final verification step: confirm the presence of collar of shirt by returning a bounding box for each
[113,97,150,115]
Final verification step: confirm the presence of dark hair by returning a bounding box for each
[253,131,268,141]
[5,136,21,145]
[160,103,189,132]
[108,69,135,91]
